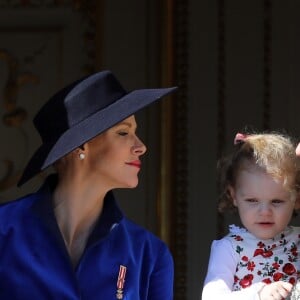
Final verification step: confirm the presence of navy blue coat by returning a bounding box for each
[0,176,174,299]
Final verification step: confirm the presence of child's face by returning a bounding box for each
[229,165,299,240]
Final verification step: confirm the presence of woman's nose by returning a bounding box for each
[132,137,147,156]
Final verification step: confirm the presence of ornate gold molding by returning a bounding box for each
[0,49,39,190]
[0,1,96,192]
[0,0,97,73]
[159,0,188,299]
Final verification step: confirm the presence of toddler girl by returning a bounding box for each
[202,132,300,300]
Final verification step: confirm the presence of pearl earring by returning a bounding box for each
[79,153,85,160]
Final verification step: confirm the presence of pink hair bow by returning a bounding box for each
[234,133,247,145]
[296,142,300,156]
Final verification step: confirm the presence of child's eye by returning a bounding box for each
[245,198,257,203]
[272,199,284,205]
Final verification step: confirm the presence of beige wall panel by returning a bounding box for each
[0,7,89,201]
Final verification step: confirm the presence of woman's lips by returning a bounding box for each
[126,161,141,168]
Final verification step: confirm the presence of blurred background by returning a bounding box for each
[1,0,300,299]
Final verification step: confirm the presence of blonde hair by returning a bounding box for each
[218,132,300,213]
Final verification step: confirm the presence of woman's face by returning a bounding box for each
[84,115,147,189]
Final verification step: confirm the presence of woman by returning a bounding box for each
[0,70,177,299]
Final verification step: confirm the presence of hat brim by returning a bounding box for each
[18,86,177,186]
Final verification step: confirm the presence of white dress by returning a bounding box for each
[202,225,300,300]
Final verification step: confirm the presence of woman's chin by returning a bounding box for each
[119,179,139,189]
[127,181,139,189]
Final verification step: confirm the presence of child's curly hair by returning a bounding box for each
[218,131,300,213]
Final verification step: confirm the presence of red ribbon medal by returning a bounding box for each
[116,265,127,299]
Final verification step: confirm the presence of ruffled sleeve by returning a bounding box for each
[201,238,265,300]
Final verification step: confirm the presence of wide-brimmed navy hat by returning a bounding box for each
[18,70,177,186]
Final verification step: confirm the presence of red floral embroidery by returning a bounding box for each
[247,261,255,271]
[234,235,243,241]
[289,277,296,285]
[262,278,272,284]
[273,272,283,281]
[282,263,296,275]
[253,248,273,258]
[272,262,280,269]
[253,248,264,257]
[230,228,300,291]
[291,246,298,257]
[257,241,265,248]
[261,250,273,258]
[240,274,253,288]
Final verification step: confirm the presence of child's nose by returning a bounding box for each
[258,203,272,215]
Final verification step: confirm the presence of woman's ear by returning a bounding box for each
[228,185,237,207]
[78,144,86,151]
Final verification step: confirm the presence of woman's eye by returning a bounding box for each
[118,131,128,136]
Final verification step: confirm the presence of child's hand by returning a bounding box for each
[259,281,293,300]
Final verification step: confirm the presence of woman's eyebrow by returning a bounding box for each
[117,121,137,130]
[117,121,131,127]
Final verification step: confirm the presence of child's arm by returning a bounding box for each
[202,239,266,300]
